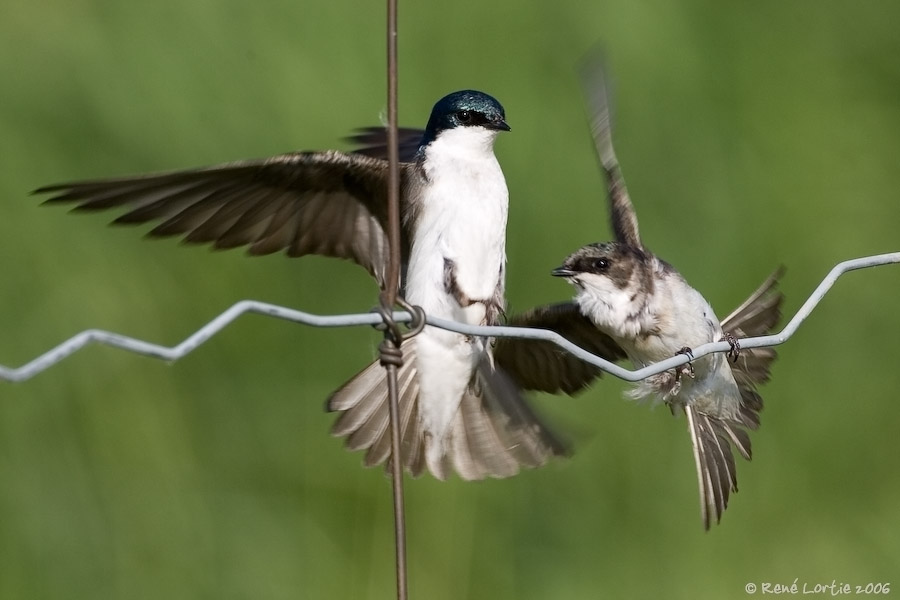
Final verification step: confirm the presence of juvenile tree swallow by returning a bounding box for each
[34,90,572,481]
[533,61,785,528]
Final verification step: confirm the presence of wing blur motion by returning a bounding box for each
[36,150,415,286]
[495,302,627,395]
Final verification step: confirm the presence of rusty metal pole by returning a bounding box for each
[382,0,407,598]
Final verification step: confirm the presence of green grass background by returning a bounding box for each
[2,1,899,598]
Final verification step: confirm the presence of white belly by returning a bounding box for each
[405,139,508,324]
[400,126,510,467]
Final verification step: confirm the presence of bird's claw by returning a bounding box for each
[674,346,695,380]
[722,332,741,363]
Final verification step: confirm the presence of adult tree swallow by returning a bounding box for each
[34,90,572,481]
[536,61,785,528]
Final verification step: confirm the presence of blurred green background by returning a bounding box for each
[2,0,899,598]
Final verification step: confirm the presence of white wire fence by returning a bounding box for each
[3,251,898,384]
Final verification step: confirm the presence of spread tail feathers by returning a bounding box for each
[685,266,783,528]
[684,395,759,530]
[326,338,568,480]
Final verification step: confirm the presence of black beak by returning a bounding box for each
[489,117,511,132]
[551,266,576,277]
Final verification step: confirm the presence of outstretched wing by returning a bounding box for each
[722,266,785,335]
[347,127,425,163]
[494,302,627,396]
[578,50,642,249]
[688,267,785,529]
[722,266,785,414]
[36,150,415,287]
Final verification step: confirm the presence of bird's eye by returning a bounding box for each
[457,110,472,123]
[592,258,610,272]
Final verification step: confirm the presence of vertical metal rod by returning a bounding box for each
[384,362,407,600]
[385,0,401,304]
[383,0,408,599]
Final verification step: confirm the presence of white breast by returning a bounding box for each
[636,274,723,363]
[621,273,741,416]
[405,126,508,325]
[400,125,510,455]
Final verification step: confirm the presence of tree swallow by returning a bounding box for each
[34,90,571,481]
[536,61,785,528]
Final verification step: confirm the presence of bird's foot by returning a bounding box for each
[721,332,741,363]
[674,346,695,381]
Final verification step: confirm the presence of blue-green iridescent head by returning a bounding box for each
[422,90,510,142]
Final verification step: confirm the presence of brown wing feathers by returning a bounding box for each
[36,151,405,284]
